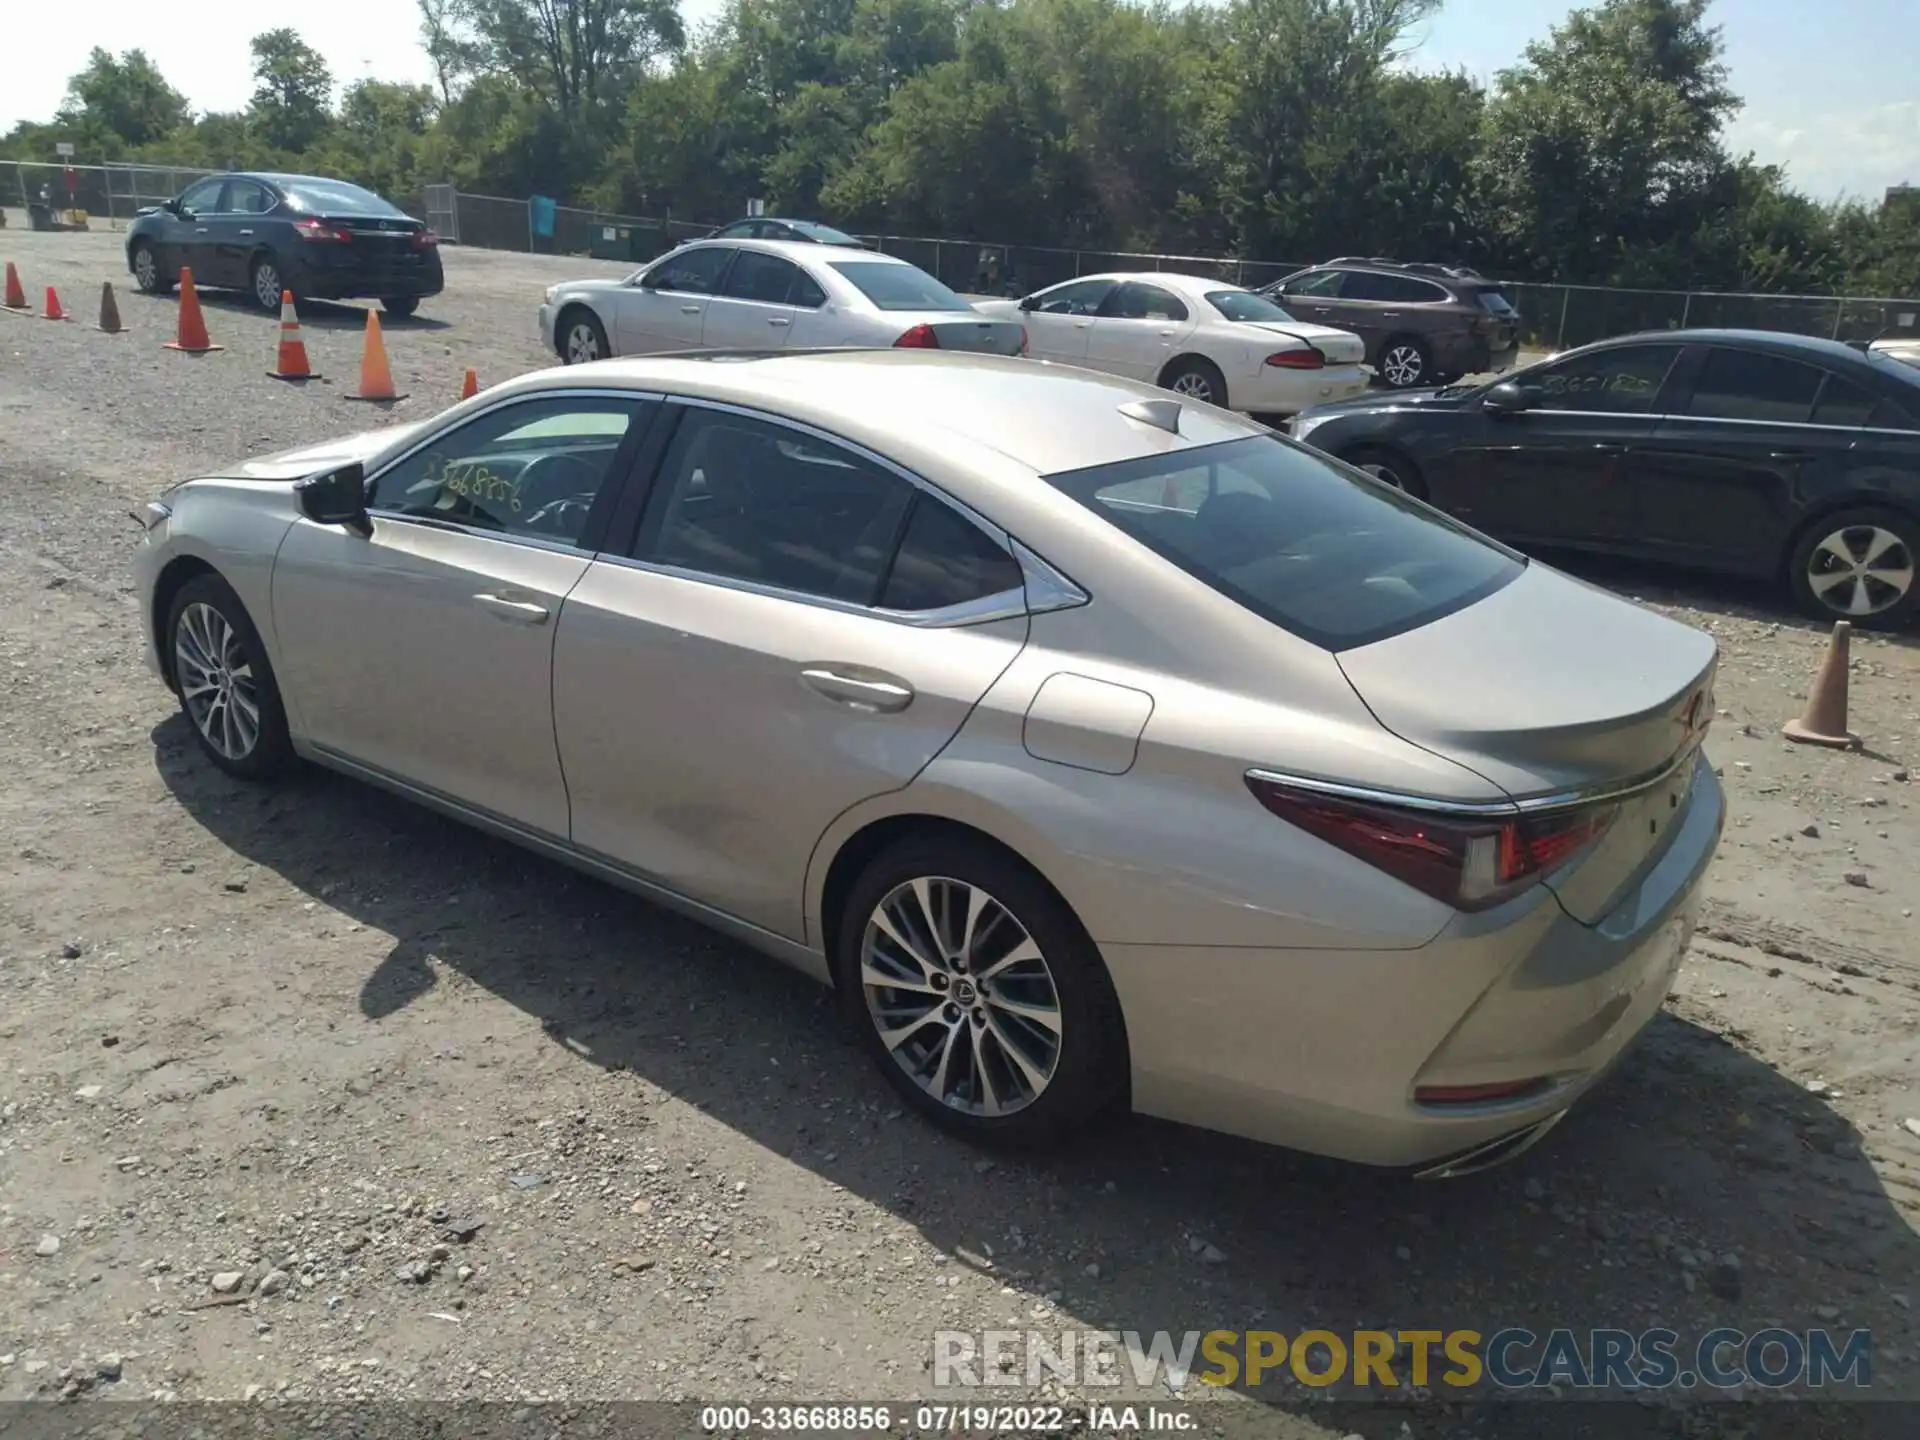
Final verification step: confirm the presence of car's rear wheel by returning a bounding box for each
[381,295,419,319]
[1377,336,1431,389]
[835,836,1127,1148]
[132,240,171,295]
[560,308,609,365]
[1160,356,1228,408]
[250,255,286,312]
[1787,506,1918,630]
[166,574,295,782]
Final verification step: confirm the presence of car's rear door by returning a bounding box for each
[614,244,735,354]
[1085,281,1197,380]
[1436,342,1683,548]
[551,402,1032,942]
[1632,346,1863,575]
[699,249,804,349]
[270,391,659,838]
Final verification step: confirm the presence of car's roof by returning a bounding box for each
[491,350,1267,475]
[1583,327,1898,367]
[1070,271,1247,299]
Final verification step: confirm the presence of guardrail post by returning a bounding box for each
[1680,291,1692,328]
[1831,298,1846,340]
[1074,251,1082,278]
[1555,288,1571,351]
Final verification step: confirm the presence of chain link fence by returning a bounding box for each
[6,163,1915,347]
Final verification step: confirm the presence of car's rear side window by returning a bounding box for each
[1043,435,1523,651]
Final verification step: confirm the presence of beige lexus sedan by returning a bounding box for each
[134,349,1724,1176]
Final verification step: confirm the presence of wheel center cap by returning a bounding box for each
[954,980,977,1005]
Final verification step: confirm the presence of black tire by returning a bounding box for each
[249,254,287,312]
[1376,335,1431,390]
[833,835,1128,1149]
[131,240,172,295]
[1786,505,1919,631]
[1338,444,1428,500]
[381,295,419,319]
[557,307,610,365]
[1159,355,1229,408]
[165,574,296,782]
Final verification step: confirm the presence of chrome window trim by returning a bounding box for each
[1521,408,1919,436]
[360,386,666,555]
[1247,742,1703,820]
[1013,540,1090,615]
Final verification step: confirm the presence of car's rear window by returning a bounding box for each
[1043,435,1524,650]
[283,180,406,217]
[829,262,971,312]
[1206,290,1296,323]
[1476,287,1518,317]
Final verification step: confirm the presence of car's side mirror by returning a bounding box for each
[1483,380,1537,415]
[1017,295,1038,312]
[295,462,371,536]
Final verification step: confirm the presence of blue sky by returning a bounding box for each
[9,0,1917,202]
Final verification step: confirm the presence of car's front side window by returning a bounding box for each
[368,395,648,546]
[632,410,918,605]
[1526,345,1681,414]
[178,179,226,214]
[1282,270,1344,298]
[1031,279,1115,315]
[645,246,735,295]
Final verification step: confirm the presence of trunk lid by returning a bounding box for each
[903,316,1027,356]
[1241,321,1366,366]
[1335,562,1718,924]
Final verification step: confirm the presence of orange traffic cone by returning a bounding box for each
[163,267,222,353]
[1783,621,1860,749]
[98,281,124,334]
[41,285,68,321]
[267,290,317,380]
[459,366,479,400]
[345,309,406,402]
[3,261,26,310]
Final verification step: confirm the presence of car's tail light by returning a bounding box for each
[1244,775,1617,912]
[1265,348,1325,370]
[412,228,439,249]
[893,324,940,349]
[294,218,351,243]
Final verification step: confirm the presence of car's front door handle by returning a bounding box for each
[1770,449,1813,462]
[1592,442,1626,454]
[681,304,702,315]
[473,593,551,625]
[239,228,254,236]
[768,317,790,327]
[800,667,914,713]
[195,227,210,234]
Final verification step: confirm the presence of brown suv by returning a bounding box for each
[1259,259,1521,390]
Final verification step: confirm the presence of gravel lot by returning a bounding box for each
[2,228,1919,1433]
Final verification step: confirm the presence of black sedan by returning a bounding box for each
[126,172,444,317]
[705,217,867,246]
[1289,329,1920,629]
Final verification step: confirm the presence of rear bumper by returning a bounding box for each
[284,252,444,301]
[1102,755,1724,1169]
[1235,362,1371,417]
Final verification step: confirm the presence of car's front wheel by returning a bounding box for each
[1787,506,1918,630]
[131,240,172,295]
[560,308,610,364]
[835,835,1128,1148]
[166,574,295,781]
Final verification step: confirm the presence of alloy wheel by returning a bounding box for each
[566,322,603,364]
[134,246,158,291]
[860,876,1063,1118]
[1381,344,1425,388]
[1805,524,1915,618]
[174,602,261,762]
[1169,371,1215,402]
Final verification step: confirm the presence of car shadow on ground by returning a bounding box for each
[150,719,1918,1424]
[128,287,453,332]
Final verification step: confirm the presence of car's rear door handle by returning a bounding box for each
[681,304,702,314]
[1592,442,1626,454]
[473,593,551,625]
[800,667,914,713]
[768,317,790,327]
[1770,449,1813,462]
[239,228,254,236]
[195,227,210,234]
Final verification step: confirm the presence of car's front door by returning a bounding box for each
[1085,281,1197,381]
[1432,343,1684,548]
[614,245,736,354]
[1632,346,1864,575]
[160,177,228,280]
[699,249,806,349]
[270,392,658,837]
[1017,279,1115,364]
[552,403,1033,940]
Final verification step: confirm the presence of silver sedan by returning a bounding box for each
[133,350,1724,1175]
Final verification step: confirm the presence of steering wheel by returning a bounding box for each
[515,452,604,535]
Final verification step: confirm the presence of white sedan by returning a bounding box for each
[539,239,1026,362]
[973,271,1369,415]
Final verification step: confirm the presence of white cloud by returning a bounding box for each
[1726,99,1920,202]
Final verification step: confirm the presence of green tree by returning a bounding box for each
[468,0,685,120]
[57,48,191,150]
[248,29,336,153]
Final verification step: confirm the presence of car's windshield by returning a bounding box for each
[1044,435,1523,651]
[828,262,971,312]
[1206,290,1296,323]
[282,180,405,217]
